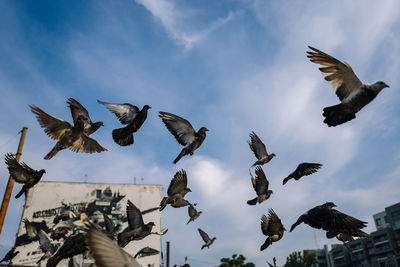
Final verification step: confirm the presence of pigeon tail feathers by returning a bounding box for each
[112,127,134,146]
[323,104,356,127]
[247,197,258,205]
[260,238,271,251]
[173,149,186,164]
[44,146,60,160]
[15,187,26,199]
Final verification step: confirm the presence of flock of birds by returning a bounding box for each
[1,46,390,266]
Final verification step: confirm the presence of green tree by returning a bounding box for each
[284,250,317,267]
[216,254,256,267]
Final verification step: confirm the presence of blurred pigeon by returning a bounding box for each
[307,46,389,127]
[247,166,272,205]
[267,257,277,267]
[37,229,57,264]
[88,227,141,267]
[117,200,155,247]
[0,246,19,264]
[5,153,45,198]
[30,105,107,159]
[67,98,103,135]
[282,163,322,185]
[102,213,119,238]
[290,202,368,239]
[260,209,285,251]
[46,233,88,267]
[187,204,202,224]
[160,169,192,211]
[198,228,216,249]
[97,100,151,146]
[23,218,39,238]
[134,246,160,258]
[159,111,208,164]
[336,233,355,242]
[248,132,275,167]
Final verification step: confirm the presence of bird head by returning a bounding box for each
[143,105,152,110]
[199,127,209,132]
[373,81,389,91]
[271,153,276,158]
[40,169,46,174]
[148,222,156,227]
[98,121,104,127]
[324,202,336,208]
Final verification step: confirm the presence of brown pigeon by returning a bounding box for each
[282,163,322,185]
[67,98,104,135]
[247,166,272,205]
[290,202,369,239]
[248,132,275,167]
[260,209,285,251]
[159,111,208,164]
[307,46,389,127]
[187,204,202,224]
[5,153,45,198]
[30,105,107,159]
[160,169,192,211]
[97,100,151,146]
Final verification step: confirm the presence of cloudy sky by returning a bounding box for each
[1,0,400,265]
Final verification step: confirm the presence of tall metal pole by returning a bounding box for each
[166,241,170,267]
[0,127,28,235]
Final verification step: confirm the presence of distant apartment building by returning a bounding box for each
[309,202,400,267]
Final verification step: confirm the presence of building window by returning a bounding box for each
[392,210,400,220]
[376,218,382,226]
[96,189,102,199]
[384,216,388,223]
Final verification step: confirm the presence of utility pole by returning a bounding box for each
[166,241,170,267]
[0,127,28,235]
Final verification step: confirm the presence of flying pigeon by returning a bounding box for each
[88,227,141,267]
[289,202,369,239]
[30,105,107,159]
[282,163,322,185]
[159,111,208,164]
[187,204,202,224]
[134,246,160,258]
[198,228,216,249]
[248,132,275,167]
[0,246,19,264]
[247,166,273,205]
[260,209,285,251]
[117,200,156,247]
[102,213,120,238]
[307,46,389,127]
[160,169,192,211]
[37,229,57,264]
[97,100,151,146]
[46,232,88,267]
[5,153,45,198]
[67,98,104,135]
[23,218,39,239]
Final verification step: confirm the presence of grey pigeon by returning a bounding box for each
[160,169,192,211]
[134,246,160,258]
[282,163,322,185]
[307,46,389,127]
[46,233,88,267]
[88,227,141,267]
[0,246,19,264]
[247,166,272,206]
[67,98,104,135]
[5,153,45,198]
[30,105,107,159]
[97,100,151,146]
[290,202,369,239]
[187,204,202,224]
[159,111,208,164]
[260,209,285,251]
[23,218,38,238]
[248,132,275,167]
[37,229,57,264]
[102,213,119,239]
[198,228,216,249]
[117,200,155,247]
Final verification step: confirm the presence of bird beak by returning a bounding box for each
[385,84,390,88]
[205,128,209,131]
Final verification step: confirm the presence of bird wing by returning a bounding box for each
[188,205,196,217]
[67,98,91,126]
[102,213,115,233]
[70,135,107,153]
[159,112,196,146]
[88,228,141,267]
[254,166,269,194]
[167,169,188,196]
[38,229,53,253]
[298,163,322,177]
[307,46,363,101]
[126,200,144,229]
[268,209,284,233]
[30,105,72,140]
[4,154,32,183]
[97,100,139,125]
[261,215,269,236]
[198,228,211,243]
[324,209,367,233]
[248,132,268,160]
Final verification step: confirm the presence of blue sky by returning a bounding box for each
[1,0,400,266]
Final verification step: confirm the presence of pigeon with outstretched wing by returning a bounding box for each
[248,132,275,167]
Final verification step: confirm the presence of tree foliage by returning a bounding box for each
[284,250,317,267]
[216,254,255,267]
